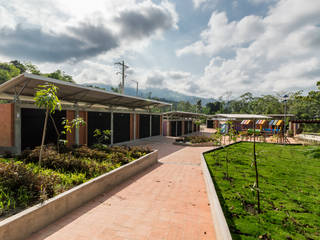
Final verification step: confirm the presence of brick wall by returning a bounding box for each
[0,103,14,147]
[135,114,140,139]
[79,111,87,145]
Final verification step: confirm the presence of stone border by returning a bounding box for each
[0,150,158,240]
[173,141,216,147]
[296,134,320,144]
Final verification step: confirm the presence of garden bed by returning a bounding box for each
[0,144,152,219]
[204,142,320,239]
[174,135,219,146]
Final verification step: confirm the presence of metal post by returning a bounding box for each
[111,111,114,144]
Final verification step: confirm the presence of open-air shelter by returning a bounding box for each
[0,73,171,153]
[162,111,204,137]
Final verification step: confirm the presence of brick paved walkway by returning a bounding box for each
[27,137,216,240]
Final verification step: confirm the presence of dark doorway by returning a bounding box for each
[88,112,111,146]
[113,113,130,144]
[189,121,193,133]
[139,114,150,138]
[21,108,66,150]
[184,121,188,134]
[207,120,213,128]
[170,121,177,136]
[177,121,182,136]
[151,115,160,136]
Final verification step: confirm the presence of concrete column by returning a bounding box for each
[150,115,152,137]
[111,111,114,144]
[75,109,80,145]
[14,103,21,154]
[133,113,136,140]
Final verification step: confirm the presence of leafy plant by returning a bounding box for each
[93,129,111,144]
[34,83,61,166]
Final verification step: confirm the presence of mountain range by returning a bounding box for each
[86,83,214,105]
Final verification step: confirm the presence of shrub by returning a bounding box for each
[20,146,111,178]
[0,161,59,215]
[184,136,214,144]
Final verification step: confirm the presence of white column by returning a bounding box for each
[111,111,114,144]
[14,103,21,154]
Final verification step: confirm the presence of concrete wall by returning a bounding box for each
[201,149,232,240]
[0,103,14,147]
[0,150,158,240]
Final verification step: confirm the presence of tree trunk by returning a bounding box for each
[39,108,49,166]
[253,120,261,213]
[50,113,60,153]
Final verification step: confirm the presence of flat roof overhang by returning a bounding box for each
[212,113,271,120]
[0,73,171,110]
[163,111,206,120]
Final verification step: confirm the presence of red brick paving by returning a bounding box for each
[27,137,216,240]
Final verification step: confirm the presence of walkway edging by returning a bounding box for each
[0,150,158,240]
[201,149,232,240]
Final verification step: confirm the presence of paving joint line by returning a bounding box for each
[159,161,200,166]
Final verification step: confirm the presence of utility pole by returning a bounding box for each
[131,80,139,96]
[114,60,129,94]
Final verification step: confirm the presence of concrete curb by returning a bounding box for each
[0,150,158,240]
[173,141,217,147]
[201,149,232,240]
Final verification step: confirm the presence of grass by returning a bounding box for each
[204,142,320,240]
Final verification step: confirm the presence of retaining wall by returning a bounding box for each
[0,150,158,240]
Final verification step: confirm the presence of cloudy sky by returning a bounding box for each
[0,0,319,98]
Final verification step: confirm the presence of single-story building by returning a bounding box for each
[162,111,203,137]
[0,73,171,154]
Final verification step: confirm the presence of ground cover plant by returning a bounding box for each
[0,145,151,218]
[177,135,219,144]
[204,142,320,240]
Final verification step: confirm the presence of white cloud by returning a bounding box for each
[177,0,320,97]
[193,0,208,8]
[177,12,265,56]
[0,0,178,63]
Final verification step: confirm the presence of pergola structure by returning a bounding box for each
[162,111,204,137]
[0,73,171,153]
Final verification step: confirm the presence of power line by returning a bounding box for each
[114,60,129,94]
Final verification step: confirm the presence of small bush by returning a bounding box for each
[0,161,59,216]
[183,136,214,144]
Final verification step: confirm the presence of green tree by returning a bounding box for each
[44,70,75,83]
[25,62,41,75]
[0,63,20,84]
[10,60,26,73]
[34,84,61,165]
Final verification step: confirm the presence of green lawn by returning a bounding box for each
[204,142,320,240]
